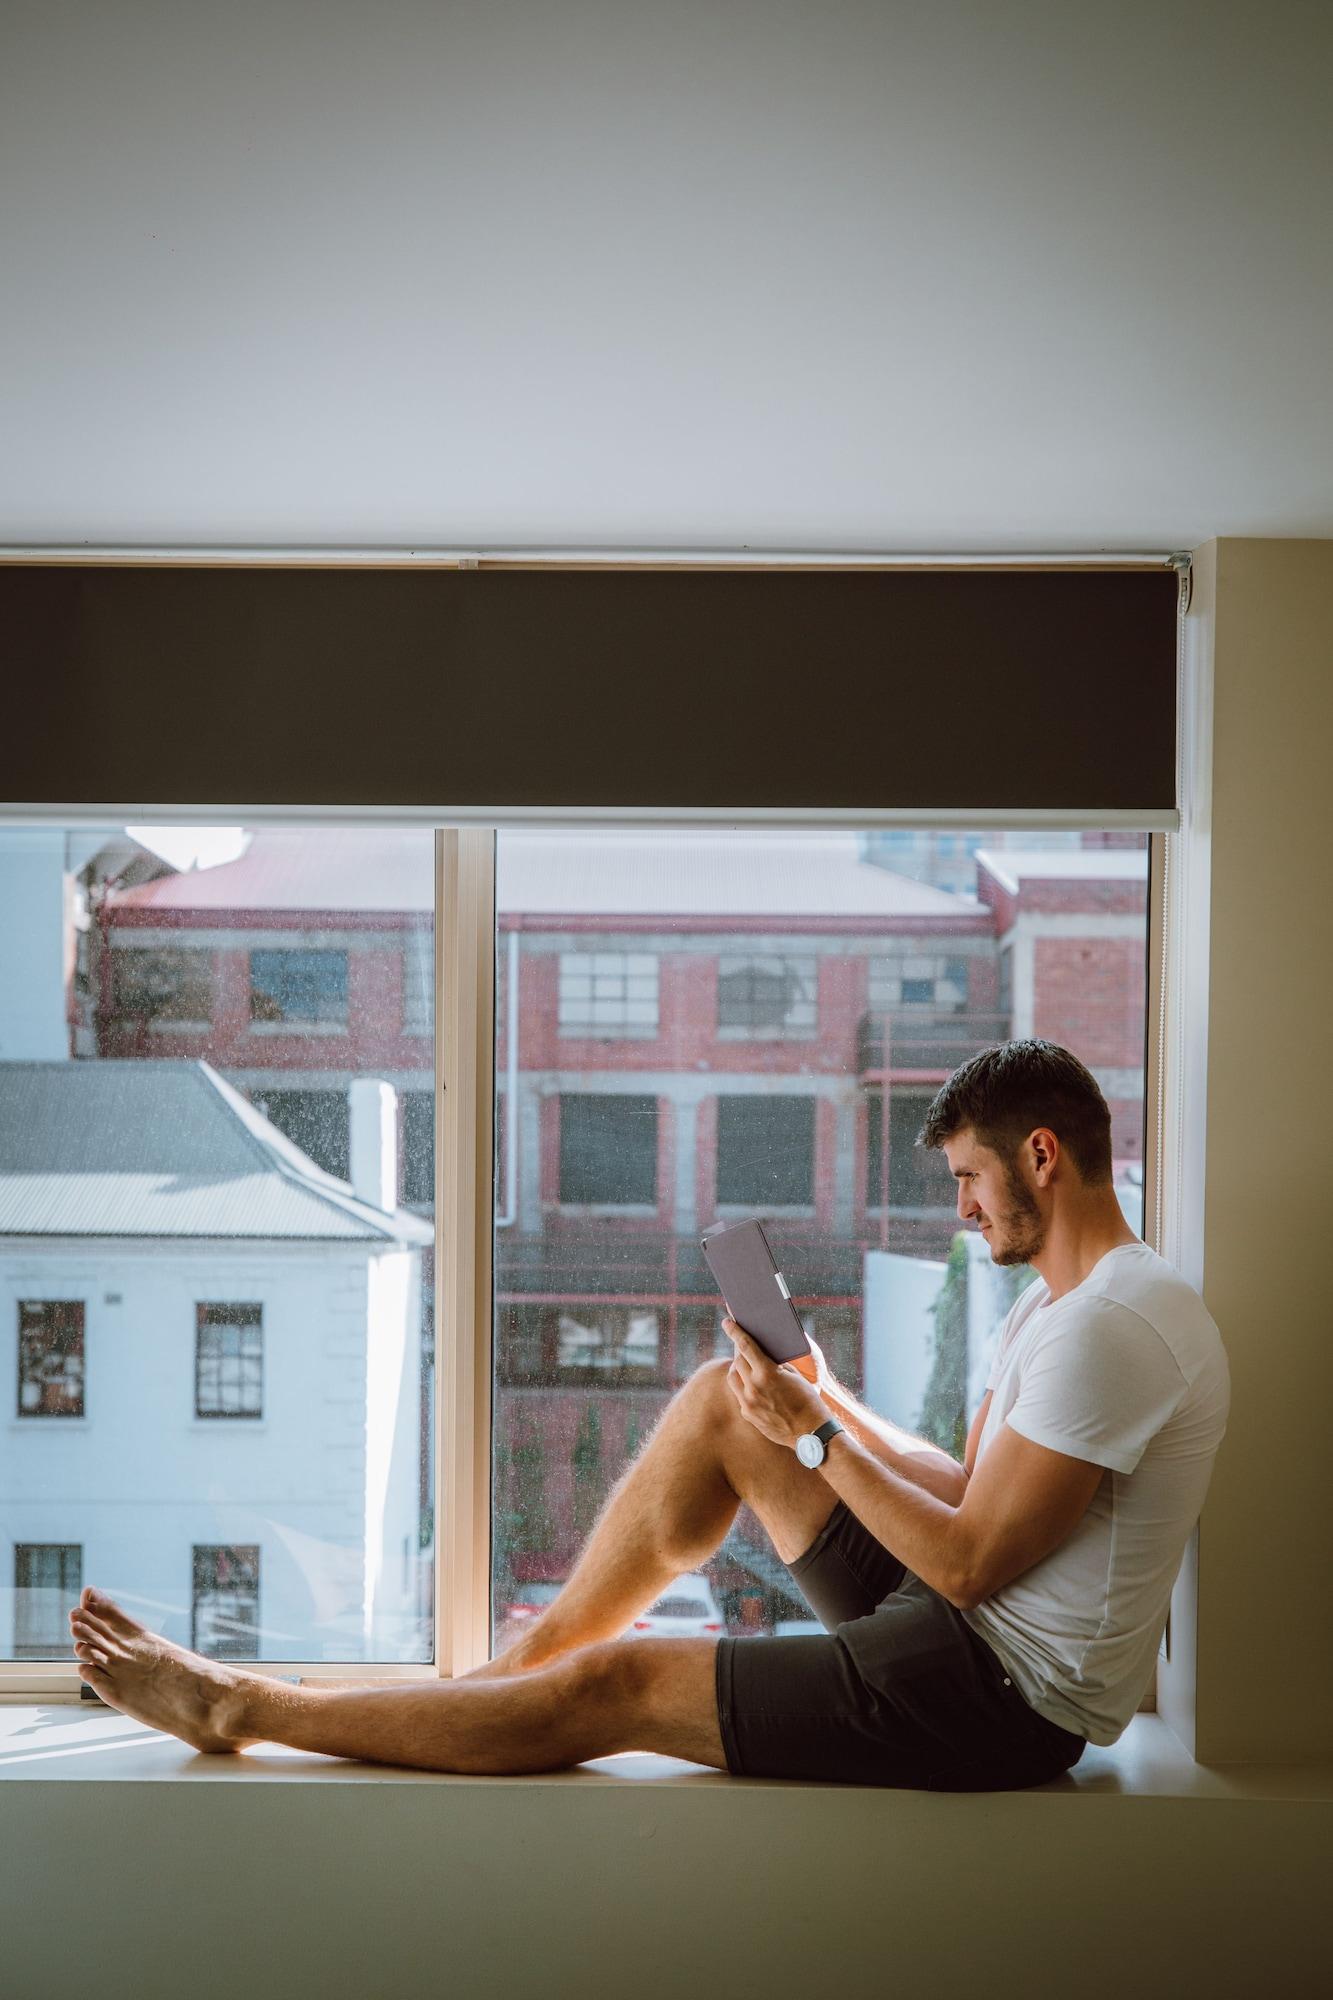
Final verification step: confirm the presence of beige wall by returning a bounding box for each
[1168,539,1333,1763]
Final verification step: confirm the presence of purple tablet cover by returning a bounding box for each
[700,1217,811,1365]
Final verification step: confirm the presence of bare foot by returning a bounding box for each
[68,1587,260,1754]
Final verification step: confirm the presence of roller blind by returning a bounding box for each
[1,564,1177,816]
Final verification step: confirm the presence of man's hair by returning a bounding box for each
[917,1038,1114,1184]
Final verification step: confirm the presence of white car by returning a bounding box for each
[627,1574,725,1638]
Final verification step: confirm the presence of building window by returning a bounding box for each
[253,1088,351,1180]
[12,1544,82,1661]
[402,930,433,1036]
[191,1546,260,1658]
[195,1304,263,1419]
[109,946,213,1025]
[558,1094,658,1205]
[401,1090,435,1205]
[249,948,348,1026]
[556,1307,660,1380]
[866,1091,957,1208]
[716,1096,816,1207]
[717,954,817,1037]
[17,1301,85,1418]
[868,954,970,1013]
[558,952,659,1038]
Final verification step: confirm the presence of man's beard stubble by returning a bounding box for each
[989,1160,1047,1267]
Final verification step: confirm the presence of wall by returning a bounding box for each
[1175,540,1333,1763]
[1,1762,1328,2000]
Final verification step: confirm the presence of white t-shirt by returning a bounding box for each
[960,1242,1229,1747]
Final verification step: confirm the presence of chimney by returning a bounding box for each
[349,1078,398,1211]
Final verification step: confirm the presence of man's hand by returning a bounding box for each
[723,1318,828,1448]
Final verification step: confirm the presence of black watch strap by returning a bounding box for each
[814,1418,844,1448]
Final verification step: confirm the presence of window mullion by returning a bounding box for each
[436,829,497,1679]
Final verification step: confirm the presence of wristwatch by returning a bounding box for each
[795,1417,844,1469]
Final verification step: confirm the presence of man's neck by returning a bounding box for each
[1032,1196,1140,1303]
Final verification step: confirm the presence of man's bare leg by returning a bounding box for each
[480,1357,839,1678]
[69,1588,727,1773]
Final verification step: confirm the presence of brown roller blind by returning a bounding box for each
[1,564,1177,814]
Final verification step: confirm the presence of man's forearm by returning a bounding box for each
[820,1379,968,1506]
[818,1429,972,1608]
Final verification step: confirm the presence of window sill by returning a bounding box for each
[7,1417,89,1430]
[247,1021,349,1036]
[3,1708,1326,2000]
[1,1707,1328,1802]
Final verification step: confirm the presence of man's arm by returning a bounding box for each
[818,1374,975,1507]
[816,1418,1102,1609]
[725,1322,1099,1611]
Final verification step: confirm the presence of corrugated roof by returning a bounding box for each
[0,1062,432,1244]
[110,829,975,920]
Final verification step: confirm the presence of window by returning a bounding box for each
[18,1301,85,1418]
[715,1095,816,1207]
[191,1545,260,1658]
[253,1088,351,1181]
[109,946,213,1025]
[865,1090,957,1208]
[868,954,970,1013]
[0,813,1150,1686]
[557,1308,660,1379]
[195,1304,263,1419]
[559,951,659,1037]
[558,1094,659,1205]
[2,823,434,1673]
[12,1544,82,1660]
[403,930,433,1036]
[717,954,817,1037]
[249,948,348,1026]
[492,829,1150,1653]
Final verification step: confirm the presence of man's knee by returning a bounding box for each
[560,1639,657,1717]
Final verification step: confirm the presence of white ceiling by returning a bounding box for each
[3,0,1331,554]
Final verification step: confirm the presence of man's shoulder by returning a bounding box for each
[1048,1246,1223,1378]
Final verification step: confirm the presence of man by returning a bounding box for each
[70,1039,1229,1789]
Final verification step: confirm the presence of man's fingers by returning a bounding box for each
[722,1318,765,1373]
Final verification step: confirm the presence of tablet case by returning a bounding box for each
[700,1217,812,1366]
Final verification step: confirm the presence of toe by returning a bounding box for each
[73,1639,109,1667]
[71,1606,118,1645]
[83,1587,140,1633]
[77,1663,119,1706]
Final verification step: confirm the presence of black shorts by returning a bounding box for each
[714,1501,1087,1790]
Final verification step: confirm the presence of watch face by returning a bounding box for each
[795,1433,823,1469]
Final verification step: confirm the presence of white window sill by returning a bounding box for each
[1,1706,1328,1802]
[7,1417,89,1430]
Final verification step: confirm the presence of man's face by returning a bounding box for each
[941,1128,1046,1267]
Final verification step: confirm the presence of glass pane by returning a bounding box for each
[491,829,1149,1648]
[0,825,436,1663]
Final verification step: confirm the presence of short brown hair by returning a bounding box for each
[918,1039,1113,1184]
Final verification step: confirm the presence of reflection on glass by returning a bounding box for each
[491,830,1149,1646]
[0,826,435,1664]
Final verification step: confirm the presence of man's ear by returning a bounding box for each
[1028,1127,1060,1183]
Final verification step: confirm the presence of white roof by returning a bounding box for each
[111,829,978,921]
[976,848,1148,894]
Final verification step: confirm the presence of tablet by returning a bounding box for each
[700,1218,816,1379]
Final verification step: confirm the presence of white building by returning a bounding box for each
[0,1060,431,1664]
